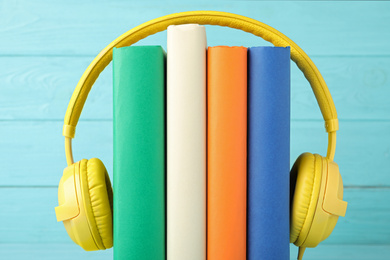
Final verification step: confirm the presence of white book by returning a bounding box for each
[167,24,207,260]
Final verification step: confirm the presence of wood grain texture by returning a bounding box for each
[0,0,388,257]
[0,56,112,120]
[0,244,389,260]
[0,1,389,55]
[1,56,390,121]
[0,188,388,245]
[290,245,390,260]
[0,243,112,260]
[0,121,113,186]
[1,120,389,187]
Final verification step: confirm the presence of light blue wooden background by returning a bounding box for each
[0,1,389,259]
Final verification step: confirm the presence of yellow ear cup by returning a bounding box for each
[56,161,98,250]
[298,158,347,248]
[55,158,113,251]
[290,153,323,246]
[290,154,348,249]
[79,158,113,250]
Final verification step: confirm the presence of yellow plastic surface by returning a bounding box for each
[62,10,338,164]
[298,247,306,260]
[292,155,348,249]
[55,164,80,222]
[323,161,348,217]
[327,132,336,161]
[65,137,74,165]
[63,124,76,139]
[60,161,99,251]
[56,160,113,251]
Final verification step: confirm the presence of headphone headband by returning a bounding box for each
[63,11,338,164]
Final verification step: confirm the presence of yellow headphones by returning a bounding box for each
[55,10,348,258]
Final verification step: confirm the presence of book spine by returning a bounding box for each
[167,24,207,260]
[207,46,247,260]
[248,46,291,260]
[113,46,166,260]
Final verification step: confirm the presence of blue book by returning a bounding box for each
[248,46,291,260]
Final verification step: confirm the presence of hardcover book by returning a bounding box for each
[247,46,291,260]
[113,46,166,260]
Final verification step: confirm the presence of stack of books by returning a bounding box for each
[113,24,290,260]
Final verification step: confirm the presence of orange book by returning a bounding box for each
[207,46,247,260]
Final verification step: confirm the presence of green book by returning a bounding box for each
[113,46,165,260]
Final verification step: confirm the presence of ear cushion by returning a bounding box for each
[80,158,113,249]
[290,153,322,245]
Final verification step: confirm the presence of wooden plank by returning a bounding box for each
[0,244,389,260]
[0,188,388,245]
[324,188,390,245]
[1,120,389,187]
[0,121,113,187]
[0,56,112,120]
[291,55,390,121]
[290,120,390,188]
[290,245,390,260]
[0,243,112,260]
[0,1,389,55]
[1,55,390,121]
